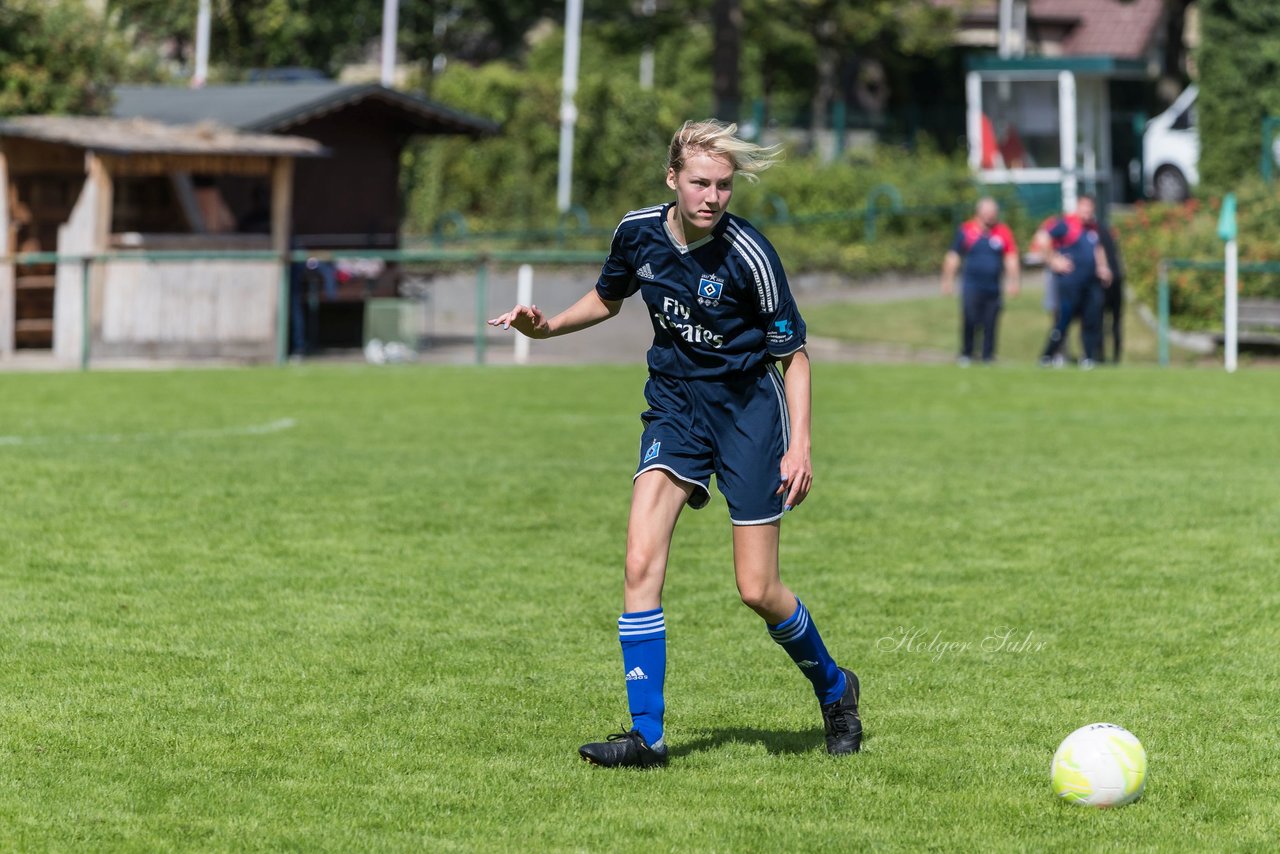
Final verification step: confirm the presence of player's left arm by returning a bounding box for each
[776,348,812,511]
[746,226,812,510]
[1001,226,1021,297]
[1094,243,1113,286]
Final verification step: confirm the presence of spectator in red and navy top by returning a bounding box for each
[941,197,1021,364]
[1032,194,1112,369]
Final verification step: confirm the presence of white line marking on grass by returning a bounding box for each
[0,418,297,447]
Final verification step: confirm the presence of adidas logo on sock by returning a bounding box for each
[636,263,655,280]
[625,666,648,680]
[797,660,819,669]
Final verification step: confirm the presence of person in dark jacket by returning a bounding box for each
[1095,222,1125,364]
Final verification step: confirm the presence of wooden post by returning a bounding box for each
[88,152,113,344]
[0,147,12,356]
[271,157,294,363]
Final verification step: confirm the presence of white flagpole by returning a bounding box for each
[1225,237,1238,373]
[515,264,533,365]
[557,0,584,213]
[381,0,400,87]
[193,0,211,88]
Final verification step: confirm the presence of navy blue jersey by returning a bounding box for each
[950,219,1017,294]
[595,203,806,379]
[1042,214,1100,288]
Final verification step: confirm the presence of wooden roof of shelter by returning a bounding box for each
[0,115,326,176]
[112,82,499,137]
[0,116,325,158]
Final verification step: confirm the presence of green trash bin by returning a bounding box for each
[364,298,416,348]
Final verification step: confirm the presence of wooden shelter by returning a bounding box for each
[107,85,496,353]
[0,116,324,363]
[114,82,496,250]
[111,83,499,352]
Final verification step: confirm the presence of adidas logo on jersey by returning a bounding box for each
[625,667,648,680]
[636,263,655,280]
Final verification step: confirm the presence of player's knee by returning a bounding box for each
[624,547,663,587]
[737,579,778,613]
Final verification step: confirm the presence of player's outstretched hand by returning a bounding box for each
[488,304,551,339]
[1047,253,1075,274]
[776,447,812,512]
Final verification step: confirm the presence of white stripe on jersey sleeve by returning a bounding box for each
[726,222,778,312]
[726,224,771,312]
[613,205,665,236]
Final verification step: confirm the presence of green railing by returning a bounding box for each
[1155,257,1280,366]
[1,247,605,370]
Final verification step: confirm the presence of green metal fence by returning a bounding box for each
[1,248,605,370]
[1155,257,1280,366]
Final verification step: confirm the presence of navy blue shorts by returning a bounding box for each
[634,367,790,526]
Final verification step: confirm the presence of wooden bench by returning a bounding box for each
[1213,298,1280,346]
[1233,298,1280,345]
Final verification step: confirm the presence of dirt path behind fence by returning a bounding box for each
[406,268,945,365]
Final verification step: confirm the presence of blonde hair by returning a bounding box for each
[666,119,783,184]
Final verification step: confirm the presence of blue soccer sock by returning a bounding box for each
[768,598,845,705]
[619,608,666,747]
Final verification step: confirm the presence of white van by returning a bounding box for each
[1141,85,1199,202]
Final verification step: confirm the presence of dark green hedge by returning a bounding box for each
[1197,1,1280,190]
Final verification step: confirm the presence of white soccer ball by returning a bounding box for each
[1050,723,1147,808]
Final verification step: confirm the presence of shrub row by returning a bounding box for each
[403,61,1027,277]
[1118,179,1280,331]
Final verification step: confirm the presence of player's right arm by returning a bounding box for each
[941,226,964,295]
[1032,218,1074,274]
[999,224,1021,297]
[489,213,635,339]
[940,250,961,295]
[489,290,621,339]
[1029,227,1053,259]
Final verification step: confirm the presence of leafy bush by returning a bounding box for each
[1119,179,1280,330]
[403,60,687,237]
[404,58,1024,277]
[731,142,1035,277]
[0,0,139,116]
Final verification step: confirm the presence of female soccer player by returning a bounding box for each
[489,119,861,768]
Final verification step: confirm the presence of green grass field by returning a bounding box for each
[803,286,1208,366]
[2,363,1278,850]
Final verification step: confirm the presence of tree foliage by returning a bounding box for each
[108,0,389,77]
[102,0,953,125]
[1196,0,1280,190]
[403,56,688,234]
[399,45,986,280]
[107,0,574,79]
[0,0,136,116]
[743,0,954,129]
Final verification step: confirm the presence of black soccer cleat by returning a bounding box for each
[821,667,863,755]
[579,729,669,769]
